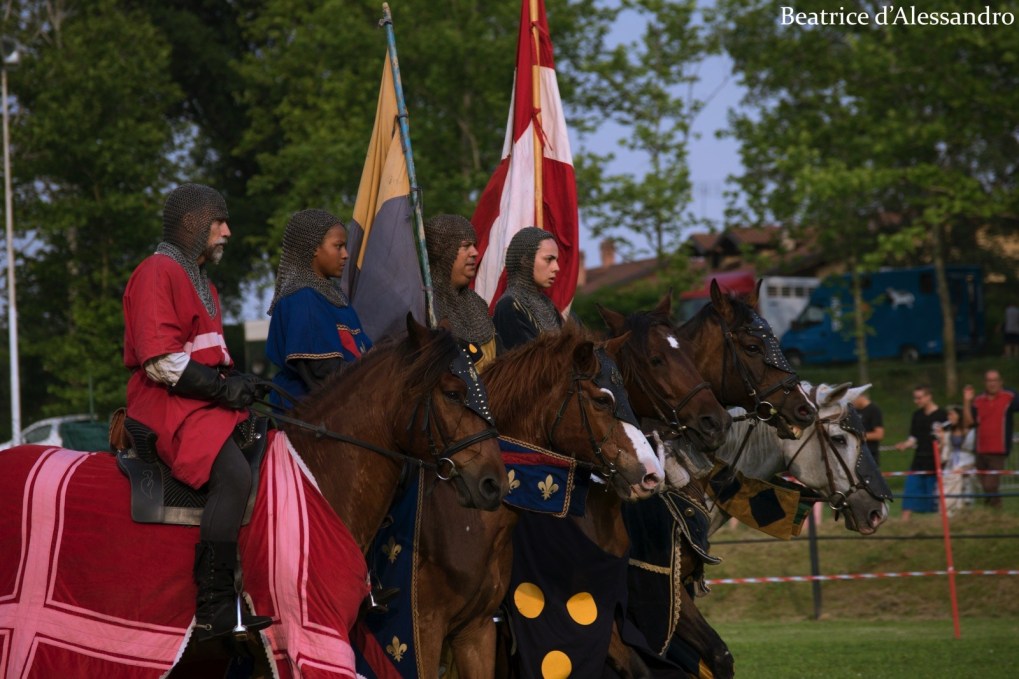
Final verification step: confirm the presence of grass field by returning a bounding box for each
[714,618,1019,678]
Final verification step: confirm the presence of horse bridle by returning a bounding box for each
[622,330,712,438]
[714,308,802,423]
[784,404,892,514]
[546,349,642,483]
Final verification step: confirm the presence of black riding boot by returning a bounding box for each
[193,540,273,641]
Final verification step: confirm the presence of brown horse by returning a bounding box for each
[675,280,816,438]
[0,317,507,677]
[361,324,663,678]
[281,317,509,548]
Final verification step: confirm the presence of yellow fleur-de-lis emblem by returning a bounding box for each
[538,474,559,500]
[386,636,408,662]
[382,536,402,564]
[507,469,521,492]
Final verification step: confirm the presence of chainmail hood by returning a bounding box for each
[424,214,494,344]
[504,226,561,332]
[268,209,349,315]
[156,183,229,318]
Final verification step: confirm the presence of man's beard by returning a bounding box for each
[204,242,226,264]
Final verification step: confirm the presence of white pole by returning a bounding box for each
[3,62,21,444]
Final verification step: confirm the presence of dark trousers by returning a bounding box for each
[975,453,1007,509]
[200,437,252,542]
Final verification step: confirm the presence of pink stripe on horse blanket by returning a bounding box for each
[0,432,367,678]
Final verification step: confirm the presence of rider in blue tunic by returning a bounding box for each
[266,209,372,409]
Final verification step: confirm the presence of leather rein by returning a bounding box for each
[254,381,497,483]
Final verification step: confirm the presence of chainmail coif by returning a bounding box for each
[424,214,495,344]
[504,226,561,332]
[268,209,349,315]
[155,183,229,318]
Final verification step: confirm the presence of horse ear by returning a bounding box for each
[406,312,431,349]
[653,289,673,317]
[822,382,852,407]
[709,279,732,318]
[573,341,598,375]
[596,304,627,336]
[602,331,631,362]
[845,383,871,403]
[748,279,762,310]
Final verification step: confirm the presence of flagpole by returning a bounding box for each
[380,3,436,328]
[529,0,544,228]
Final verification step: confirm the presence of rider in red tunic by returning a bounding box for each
[123,183,271,642]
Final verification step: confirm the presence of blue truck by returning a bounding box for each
[779,265,984,365]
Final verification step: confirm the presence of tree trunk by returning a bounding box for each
[932,221,958,396]
[850,258,870,385]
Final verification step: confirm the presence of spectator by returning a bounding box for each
[852,390,885,467]
[934,406,976,516]
[962,370,1019,509]
[894,385,947,521]
[1004,303,1019,359]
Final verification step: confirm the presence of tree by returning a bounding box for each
[6,0,182,424]
[711,0,1019,393]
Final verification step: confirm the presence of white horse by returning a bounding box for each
[673,382,891,536]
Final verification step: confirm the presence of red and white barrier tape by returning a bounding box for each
[707,569,1019,585]
[882,469,1019,477]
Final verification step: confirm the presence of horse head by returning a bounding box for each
[484,324,662,500]
[293,315,507,514]
[787,382,891,535]
[597,291,731,452]
[678,279,816,440]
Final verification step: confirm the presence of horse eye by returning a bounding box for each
[650,355,665,367]
[595,394,613,407]
[444,390,465,403]
[831,435,847,445]
[744,343,762,354]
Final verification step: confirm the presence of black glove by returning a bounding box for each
[169,360,259,410]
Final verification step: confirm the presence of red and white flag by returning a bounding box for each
[472,0,579,312]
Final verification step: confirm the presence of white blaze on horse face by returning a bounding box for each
[666,334,680,350]
[623,422,662,491]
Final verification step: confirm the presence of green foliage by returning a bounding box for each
[6,0,182,426]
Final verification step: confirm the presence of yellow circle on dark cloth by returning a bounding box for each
[541,650,572,678]
[565,591,598,625]
[513,582,545,618]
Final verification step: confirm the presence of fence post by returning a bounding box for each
[934,440,962,639]
[807,505,822,620]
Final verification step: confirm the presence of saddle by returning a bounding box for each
[113,413,269,526]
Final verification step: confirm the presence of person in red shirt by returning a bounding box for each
[963,370,1019,509]
[123,183,271,641]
